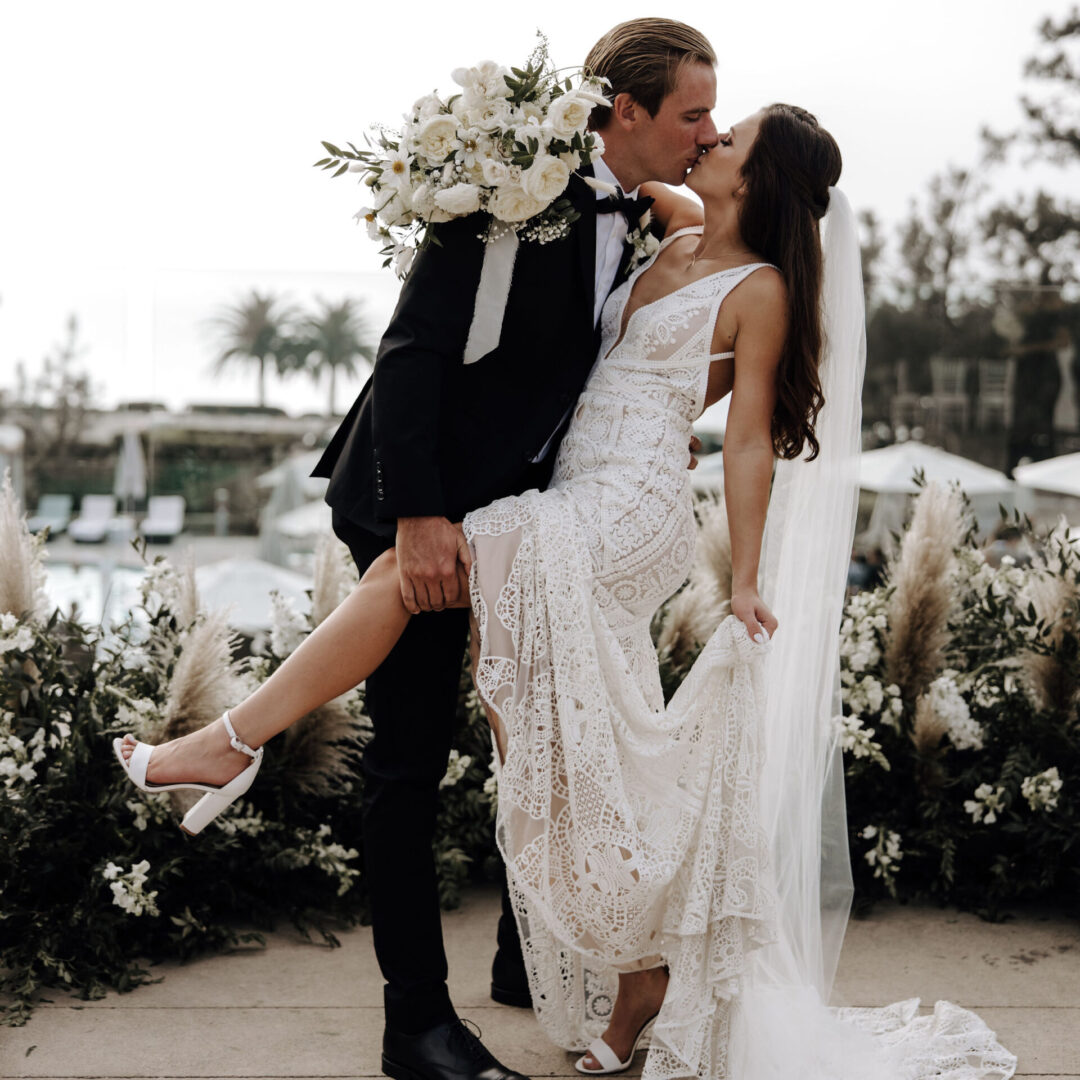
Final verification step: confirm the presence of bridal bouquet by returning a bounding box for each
[316,37,609,275]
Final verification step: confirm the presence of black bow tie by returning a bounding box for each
[596,190,655,226]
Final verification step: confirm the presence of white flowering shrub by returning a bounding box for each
[838,496,1079,916]
[0,539,499,1027]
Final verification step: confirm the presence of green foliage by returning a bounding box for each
[0,556,496,1026]
[837,509,1080,918]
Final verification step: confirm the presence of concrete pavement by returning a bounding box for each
[2,888,1077,1079]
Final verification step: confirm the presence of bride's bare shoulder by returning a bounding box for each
[734,264,788,323]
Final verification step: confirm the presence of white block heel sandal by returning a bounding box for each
[112,711,264,836]
[574,1014,657,1075]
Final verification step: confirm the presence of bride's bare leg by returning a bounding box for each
[119,548,411,785]
[579,966,669,1071]
[468,608,506,763]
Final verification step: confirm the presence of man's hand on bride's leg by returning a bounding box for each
[396,515,470,613]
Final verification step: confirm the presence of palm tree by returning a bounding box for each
[297,298,377,416]
[209,291,296,408]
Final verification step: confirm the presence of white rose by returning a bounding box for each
[547,92,593,138]
[517,101,544,124]
[376,192,412,227]
[481,158,511,187]
[513,118,550,150]
[520,154,571,204]
[489,184,547,223]
[434,182,482,216]
[589,132,606,161]
[467,98,512,132]
[416,114,461,163]
[453,60,510,100]
[412,93,442,119]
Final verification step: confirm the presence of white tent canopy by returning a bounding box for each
[1013,451,1080,498]
[858,441,1016,553]
[858,441,1013,495]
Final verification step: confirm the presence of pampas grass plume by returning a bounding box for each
[884,482,966,707]
[311,534,357,627]
[690,492,733,609]
[911,692,948,753]
[0,471,47,620]
[162,611,245,741]
[1019,561,1078,713]
[655,581,724,670]
[282,698,364,796]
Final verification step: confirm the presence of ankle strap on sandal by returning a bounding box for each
[222,711,260,759]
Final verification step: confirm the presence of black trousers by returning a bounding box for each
[332,510,522,1033]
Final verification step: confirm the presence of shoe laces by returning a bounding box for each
[449,1018,488,1063]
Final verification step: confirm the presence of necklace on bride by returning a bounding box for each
[687,246,754,270]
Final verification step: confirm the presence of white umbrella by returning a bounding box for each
[274,499,333,539]
[195,557,311,633]
[113,429,147,509]
[1013,452,1080,498]
[858,441,1013,494]
[858,442,1015,552]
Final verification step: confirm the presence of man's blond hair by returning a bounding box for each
[585,18,716,129]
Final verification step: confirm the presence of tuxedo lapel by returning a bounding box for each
[567,170,597,331]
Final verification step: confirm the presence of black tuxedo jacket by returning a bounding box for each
[314,170,632,536]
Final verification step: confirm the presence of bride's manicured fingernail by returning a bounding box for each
[753,632,766,644]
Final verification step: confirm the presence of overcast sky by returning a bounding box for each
[1,0,1075,414]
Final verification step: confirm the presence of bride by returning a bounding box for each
[115,104,1015,1080]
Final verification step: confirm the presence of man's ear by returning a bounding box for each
[610,92,640,130]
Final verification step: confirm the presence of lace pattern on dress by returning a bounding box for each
[463,228,1015,1080]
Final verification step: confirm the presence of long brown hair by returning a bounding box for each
[584,19,716,129]
[738,104,842,461]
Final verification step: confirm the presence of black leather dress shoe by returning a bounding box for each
[382,1018,530,1080]
[490,948,531,1009]
[489,980,532,1009]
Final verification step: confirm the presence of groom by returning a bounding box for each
[313,18,717,1080]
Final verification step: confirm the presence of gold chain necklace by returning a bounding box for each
[687,248,754,270]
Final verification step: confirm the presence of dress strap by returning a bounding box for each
[659,225,704,251]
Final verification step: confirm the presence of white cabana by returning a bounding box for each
[195,557,311,635]
[1013,452,1080,498]
[858,441,1015,552]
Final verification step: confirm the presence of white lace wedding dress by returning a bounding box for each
[462,227,1015,1080]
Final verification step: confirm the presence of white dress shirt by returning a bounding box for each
[592,157,638,326]
[532,158,635,462]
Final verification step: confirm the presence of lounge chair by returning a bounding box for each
[27,494,74,537]
[68,495,118,543]
[140,495,185,543]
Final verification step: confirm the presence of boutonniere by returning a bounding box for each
[626,209,661,271]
